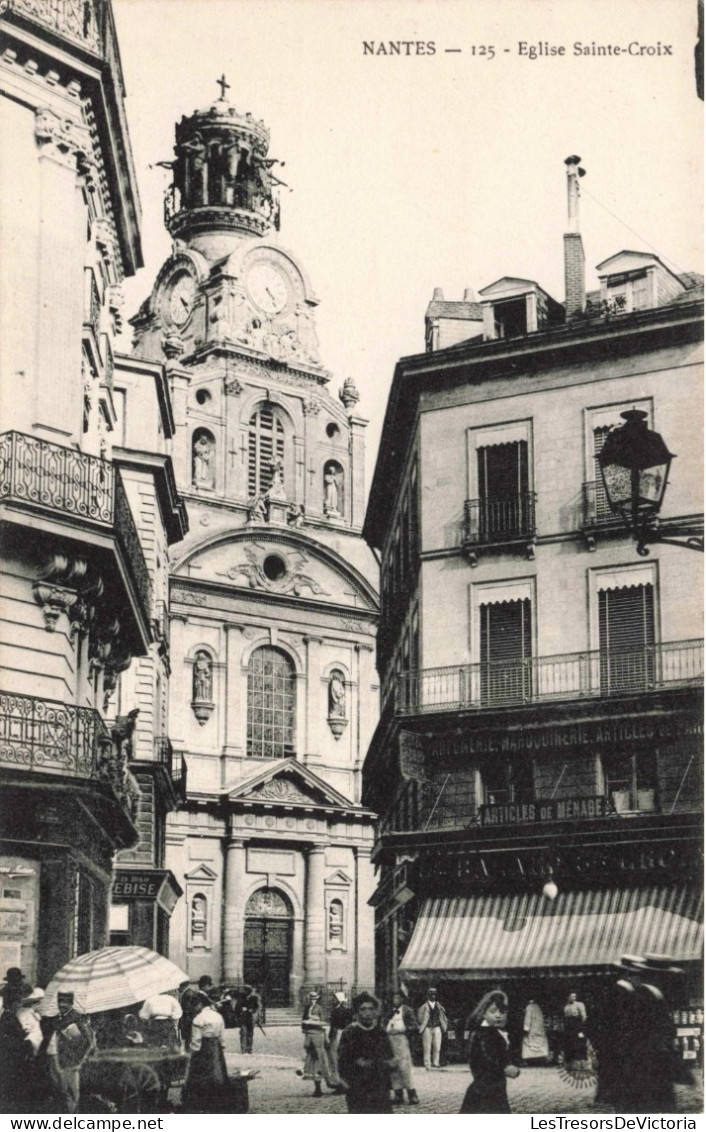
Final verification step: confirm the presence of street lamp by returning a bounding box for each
[598,410,703,555]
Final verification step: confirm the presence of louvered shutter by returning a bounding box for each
[480,598,532,705]
[477,441,529,538]
[593,426,613,521]
[248,405,285,496]
[599,584,655,691]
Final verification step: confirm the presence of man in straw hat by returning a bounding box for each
[609,953,683,1113]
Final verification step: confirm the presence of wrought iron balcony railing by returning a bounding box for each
[0,691,139,822]
[380,778,479,836]
[396,638,704,714]
[153,737,188,802]
[464,492,537,546]
[0,431,152,616]
[581,481,623,530]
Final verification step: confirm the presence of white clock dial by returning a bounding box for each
[168,274,196,326]
[248,263,289,314]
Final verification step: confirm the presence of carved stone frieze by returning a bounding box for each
[302,395,321,416]
[34,107,91,171]
[217,543,329,597]
[249,776,318,805]
[224,373,243,395]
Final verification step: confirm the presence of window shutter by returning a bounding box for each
[480,598,532,704]
[477,441,529,538]
[599,584,655,690]
[593,426,613,519]
[248,406,286,497]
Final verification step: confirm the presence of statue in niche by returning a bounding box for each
[328,670,346,719]
[324,463,342,517]
[267,458,286,501]
[193,650,213,702]
[191,895,207,941]
[192,431,215,489]
[180,132,207,205]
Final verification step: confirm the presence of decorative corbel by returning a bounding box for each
[33,582,78,631]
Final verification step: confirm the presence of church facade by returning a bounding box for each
[130,84,379,1005]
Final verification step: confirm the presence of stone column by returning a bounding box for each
[222,838,246,983]
[355,846,376,990]
[303,636,322,760]
[223,623,244,767]
[303,845,326,984]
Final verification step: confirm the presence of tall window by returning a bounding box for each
[599,584,655,692]
[247,646,296,759]
[603,750,657,813]
[248,404,285,497]
[480,598,532,705]
[477,441,531,540]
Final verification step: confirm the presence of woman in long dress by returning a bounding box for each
[182,992,230,1112]
[459,990,520,1114]
[384,991,419,1105]
[522,999,549,1064]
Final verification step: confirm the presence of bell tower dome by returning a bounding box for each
[165,76,284,259]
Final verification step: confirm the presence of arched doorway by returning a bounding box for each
[243,887,293,1007]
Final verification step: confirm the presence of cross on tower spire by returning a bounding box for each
[216,74,230,100]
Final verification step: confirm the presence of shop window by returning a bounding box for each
[248,403,285,497]
[599,584,655,692]
[480,598,532,705]
[483,757,534,806]
[603,751,657,813]
[247,646,296,759]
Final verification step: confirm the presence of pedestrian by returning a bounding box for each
[384,989,419,1105]
[522,998,549,1064]
[0,968,31,1012]
[337,991,396,1114]
[181,990,229,1112]
[416,986,448,1070]
[180,975,213,1046]
[562,991,587,1065]
[43,991,96,1113]
[328,991,353,1093]
[459,989,520,1114]
[594,978,635,1107]
[138,988,182,1048]
[238,985,261,1054]
[0,982,40,1110]
[611,953,682,1114]
[299,990,334,1097]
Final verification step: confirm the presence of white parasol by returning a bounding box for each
[41,946,189,1016]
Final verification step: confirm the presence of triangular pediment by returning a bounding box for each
[184,863,218,882]
[479,276,539,296]
[326,869,352,887]
[224,758,362,812]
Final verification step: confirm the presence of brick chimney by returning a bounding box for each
[564,155,586,318]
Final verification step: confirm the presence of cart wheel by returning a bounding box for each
[116,1064,162,1113]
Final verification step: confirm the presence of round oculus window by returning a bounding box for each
[263,554,287,582]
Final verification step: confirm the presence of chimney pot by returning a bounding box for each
[463,288,475,302]
[432,287,444,301]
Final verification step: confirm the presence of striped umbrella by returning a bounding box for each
[41,946,189,1016]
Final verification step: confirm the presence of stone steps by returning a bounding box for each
[263,1008,305,1027]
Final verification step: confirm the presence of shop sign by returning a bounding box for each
[112,871,162,900]
[479,794,613,827]
[431,714,701,760]
[156,876,181,915]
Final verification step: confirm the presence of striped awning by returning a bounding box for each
[399,886,703,979]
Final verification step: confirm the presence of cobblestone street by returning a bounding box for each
[223,1027,704,1116]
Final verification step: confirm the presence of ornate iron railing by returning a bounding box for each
[396,638,704,714]
[0,691,138,820]
[380,778,478,835]
[154,738,187,801]
[0,432,152,616]
[582,480,622,529]
[464,492,536,545]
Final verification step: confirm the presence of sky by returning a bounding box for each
[113,0,703,471]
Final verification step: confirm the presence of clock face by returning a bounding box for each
[248,262,289,314]
[167,273,196,327]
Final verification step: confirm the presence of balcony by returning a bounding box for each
[0,690,139,838]
[153,737,188,803]
[380,779,478,836]
[396,639,704,715]
[463,493,536,563]
[0,431,152,638]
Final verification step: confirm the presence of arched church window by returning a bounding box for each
[247,646,296,759]
[248,404,285,497]
[192,428,216,489]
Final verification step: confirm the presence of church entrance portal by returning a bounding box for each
[243,888,293,1007]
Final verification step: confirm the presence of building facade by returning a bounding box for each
[129,86,379,1006]
[0,0,186,983]
[363,160,703,1058]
